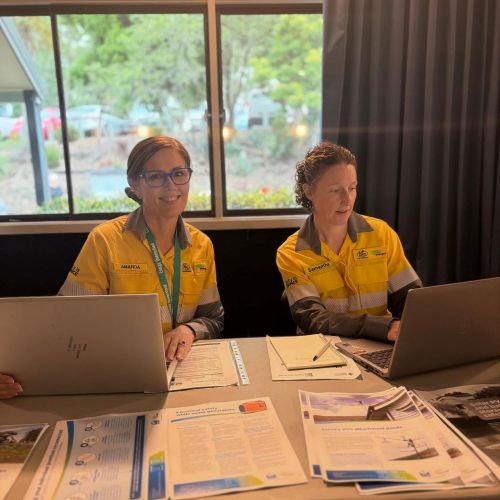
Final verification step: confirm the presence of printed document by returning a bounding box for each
[268,334,346,370]
[0,423,48,499]
[299,387,459,484]
[355,391,496,494]
[168,341,239,391]
[266,336,360,380]
[25,411,168,500]
[417,383,500,481]
[166,397,306,499]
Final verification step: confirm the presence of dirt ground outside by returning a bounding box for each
[0,130,300,215]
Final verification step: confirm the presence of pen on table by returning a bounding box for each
[312,338,333,361]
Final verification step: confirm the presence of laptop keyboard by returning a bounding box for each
[359,349,393,369]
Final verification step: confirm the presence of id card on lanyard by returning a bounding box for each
[145,226,181,328]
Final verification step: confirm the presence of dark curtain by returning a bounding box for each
[322,0,500,285]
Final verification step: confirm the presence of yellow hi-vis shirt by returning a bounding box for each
[59,208,223,340]
[276,212,422,340]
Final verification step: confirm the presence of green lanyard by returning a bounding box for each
[145,226,181,328]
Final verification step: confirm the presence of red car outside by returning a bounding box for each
[10,107,61,140]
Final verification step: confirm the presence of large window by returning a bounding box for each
[220,11,322,212]
[0,3,322,221]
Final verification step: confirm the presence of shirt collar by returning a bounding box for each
[123,207,192,249]
[295,211,373,255]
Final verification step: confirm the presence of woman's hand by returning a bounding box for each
[0,373,23,399]
[163,325,196,361]
[387,320,400,342]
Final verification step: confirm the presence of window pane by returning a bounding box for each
[58,13,211,214]
[221,14,323,210]
[0,16,66,216]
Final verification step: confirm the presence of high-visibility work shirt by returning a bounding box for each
[59,208,223,340]
[276,212,422,341]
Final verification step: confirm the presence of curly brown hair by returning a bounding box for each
[295,142,357,210]
[125,136,191,204]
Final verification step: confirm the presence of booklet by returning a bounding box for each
[299,387,459,484]
[25,411,169,500]
[268,334,346,370]
[417,383,500,481]
[167,341,239,391]
[0,423,48,499]
[166,397,306,499]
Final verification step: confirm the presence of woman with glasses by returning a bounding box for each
[1,135,224,399]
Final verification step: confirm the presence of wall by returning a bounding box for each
[0,228,297,337]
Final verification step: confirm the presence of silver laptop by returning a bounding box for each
[0,294,168,395]
[336,277,500,378]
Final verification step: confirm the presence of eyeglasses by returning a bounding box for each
[138,167,192,187]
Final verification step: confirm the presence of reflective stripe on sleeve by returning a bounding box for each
[388,267,420,293]
[286,283,319,305]
[198,285,220,305]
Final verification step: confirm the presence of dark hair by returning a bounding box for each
[295,142,357,210]
[125,136,191,204]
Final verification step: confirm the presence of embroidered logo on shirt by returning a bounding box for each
[286,276,298,288]
[355,249,369,259]
[70,265,80,277]
[193,262,208,274]
[371,249,386,257]
[182,263,192,272]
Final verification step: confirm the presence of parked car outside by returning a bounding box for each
[8,107,61,140]
[0,116,16,138]
[67,105,126,137]
[128,103,161,127]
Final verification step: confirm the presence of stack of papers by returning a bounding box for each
[167,341,239,391]
[26,398,306,499]
[299,387,497,494]
[417,383,500,482]
[266,335,361,380]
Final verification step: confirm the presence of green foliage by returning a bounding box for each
[251,14,323,117]
[45,145,60,169]
[226,187,296,209]
[246,113,298,161]
[58,14,207,115]
[38,187,297,214]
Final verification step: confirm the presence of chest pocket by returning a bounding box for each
[178,276,205,323]
[351,248,389,286]
[110,263,153,294]
[306,263,345,295]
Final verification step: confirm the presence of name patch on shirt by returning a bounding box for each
[305,261,335,276]
[113,263,148,272]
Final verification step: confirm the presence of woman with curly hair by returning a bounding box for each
[277,142,421,341]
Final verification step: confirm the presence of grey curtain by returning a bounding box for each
[322,0,500,284]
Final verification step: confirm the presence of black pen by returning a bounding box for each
[312,338,333,361]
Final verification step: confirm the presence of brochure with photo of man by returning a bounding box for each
[299,386,499,495]
[417,383,500,481]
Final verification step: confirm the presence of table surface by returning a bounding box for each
[1,337,499,500]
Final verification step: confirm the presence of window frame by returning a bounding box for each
[0,1,321,230]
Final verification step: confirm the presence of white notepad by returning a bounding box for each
[268,334,346,370]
